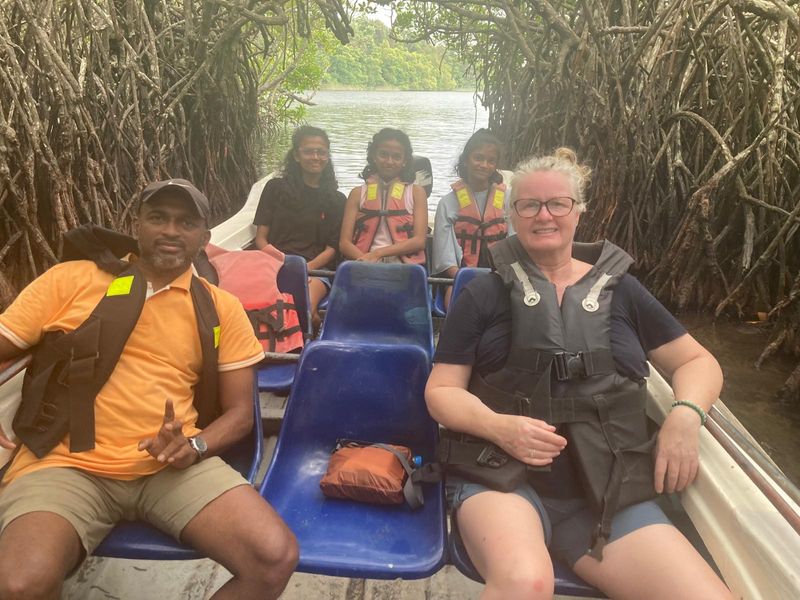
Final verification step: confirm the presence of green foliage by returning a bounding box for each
[322,17,472,90]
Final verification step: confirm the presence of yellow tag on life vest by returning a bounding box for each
[367,183,378,201]
[493,188,505,210]
[213,325,220,349]
[456,187,472,208]
[391,182,405,200]
[106,275,134,297]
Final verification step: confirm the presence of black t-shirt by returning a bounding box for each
[253,177,345,265]
[434,271,687,497]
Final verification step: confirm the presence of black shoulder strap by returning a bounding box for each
[190,275,220,428]
[61,224,139,275]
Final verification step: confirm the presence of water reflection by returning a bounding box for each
[684,316,800,486]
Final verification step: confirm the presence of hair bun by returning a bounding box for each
[553,147,577,164]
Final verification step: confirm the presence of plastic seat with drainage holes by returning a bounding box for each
[260,341,445,579]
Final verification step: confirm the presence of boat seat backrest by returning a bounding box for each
[276,254,312,340]
[320,262,433,357]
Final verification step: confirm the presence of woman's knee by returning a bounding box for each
[484,565,555,600]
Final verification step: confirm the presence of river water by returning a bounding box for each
[280,90,799,485]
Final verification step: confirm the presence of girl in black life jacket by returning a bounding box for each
[253,126,346,328]
[339,128,428,265]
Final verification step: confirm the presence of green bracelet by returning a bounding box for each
[671,400,707,426]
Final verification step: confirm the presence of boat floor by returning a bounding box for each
[63,558,489,599]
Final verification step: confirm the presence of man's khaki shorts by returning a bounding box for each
[0,457,248,554]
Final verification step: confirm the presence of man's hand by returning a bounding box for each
[138,400,197,469]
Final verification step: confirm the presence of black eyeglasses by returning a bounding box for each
[513,197,577,218]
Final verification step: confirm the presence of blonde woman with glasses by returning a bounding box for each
[426,148,732,599]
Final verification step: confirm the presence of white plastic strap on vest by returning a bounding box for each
[582,273,611,312]
[510,262,541,306]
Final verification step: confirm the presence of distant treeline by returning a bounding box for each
[322,18,473,91]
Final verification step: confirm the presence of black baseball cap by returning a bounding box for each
[140,179,210,221]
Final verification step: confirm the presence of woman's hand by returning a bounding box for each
[356,251,382,262]
[649,333,721,494]
[490,413,567,467]
[653,407,701,493]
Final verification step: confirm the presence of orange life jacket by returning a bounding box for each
[206,244,304,353]
[452,180,508,267]
[353,178,425,265]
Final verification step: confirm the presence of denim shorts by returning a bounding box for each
[447,477,672,566]
[309,276,332,290]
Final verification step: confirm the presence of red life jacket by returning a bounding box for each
[353,178,425,265]
[452,180,508,268]
[206,244,304,353]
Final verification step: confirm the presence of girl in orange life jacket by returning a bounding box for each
[253,126,346,328]
[432,129,512,309]
[339,128,428,264]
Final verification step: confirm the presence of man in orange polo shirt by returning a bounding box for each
[0,180,298,599]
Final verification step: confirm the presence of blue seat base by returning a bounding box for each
[257,362,298,393]
[93,521,201,560]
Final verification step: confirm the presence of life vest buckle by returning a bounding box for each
[475,444,509,469]
[554,351,586,381]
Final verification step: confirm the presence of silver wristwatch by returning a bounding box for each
[187,435,208,460]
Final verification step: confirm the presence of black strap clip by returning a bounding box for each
[476,445,509,469]
[554,352,586,381]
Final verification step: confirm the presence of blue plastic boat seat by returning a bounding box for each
[277,255,313,340]
[432,286,446,317]
[448,513,605,598]
[257,254,312,394]
[93,385,264,560]
[319,262,434,358]
[433,267,490,317]
[260,341,445,579]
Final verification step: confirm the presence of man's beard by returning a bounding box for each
[139,246,196,272]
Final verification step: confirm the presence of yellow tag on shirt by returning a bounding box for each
[213,326,220,348]
[391,182,405,199]
[456,187,472,208]
[367,183,378,201]
[106,275,134,297]
[493,188,505,210]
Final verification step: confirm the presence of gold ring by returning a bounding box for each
[531,448,536,459]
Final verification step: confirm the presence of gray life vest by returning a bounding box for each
[442,236,657,559]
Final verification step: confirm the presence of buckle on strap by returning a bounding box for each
[553,352,586,381]
[476,445,509,468]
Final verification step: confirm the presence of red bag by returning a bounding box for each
[319,440,423,507]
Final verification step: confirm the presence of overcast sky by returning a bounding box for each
[371,4,393,26]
